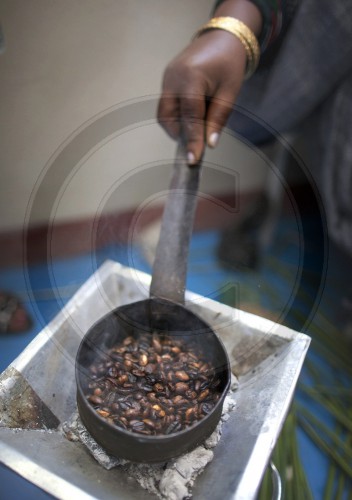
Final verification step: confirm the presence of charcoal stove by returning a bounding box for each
[0,260,310,499]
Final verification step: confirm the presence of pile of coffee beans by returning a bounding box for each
[85,332,222,436]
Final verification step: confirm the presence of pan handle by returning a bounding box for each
[270,461,282,500]
[149,140,201,304]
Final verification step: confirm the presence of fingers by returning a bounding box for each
[158,56,208,165]
[157,94,181,140]
[180,92,206,165]
[158,90,207,165]
[205,91,236,149]
[158,90,232,164]
[158,88,237,164]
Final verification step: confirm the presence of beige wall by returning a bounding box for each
[0,0,268,232]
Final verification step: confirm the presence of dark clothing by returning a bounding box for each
[218,0,352,255]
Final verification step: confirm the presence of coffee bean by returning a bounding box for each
[154,382,164,393]
[198,389,210,402]
[123,336,134,346]
[201,402,214,415]
[175,382,189,394]
[111,402,120,412]
[161,354,172,361]
[175,370,190,381]
[85,332,224,436]
[124,359,133,369]
[165,421,182,435]
[185,390,197,400]
[152,335,162,353]
[139,354,148,366]
[144,363,155,374]
[125,408,140,419]
[97,409,110,418]
[172,395,185,405]
[143,418,156,429]
[130,419,144,431]
[117,374,128,385]
[88,395,103,405]
[152,404,162,411]
[185,407,195,422]
[171,346,181,354]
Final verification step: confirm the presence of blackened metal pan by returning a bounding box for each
[75,141,231,463]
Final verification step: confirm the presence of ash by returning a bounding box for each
[61,378,238,500]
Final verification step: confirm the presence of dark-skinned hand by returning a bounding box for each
[157,0,262,164]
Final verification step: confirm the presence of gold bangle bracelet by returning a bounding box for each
[194,16,260,79]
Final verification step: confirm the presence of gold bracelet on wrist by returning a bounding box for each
[194,16,260,79]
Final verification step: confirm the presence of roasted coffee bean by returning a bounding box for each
[175,370,190,381]
[198,389,210,402]
[134,391,144,400]
[143,418,156,429]
[117,374,128,385]
[138,382,153,392]
[152,404,162,411]
[154,383,164,393]
[166,371,173,384]
[125,408,140,419]
[211,377,221,389]
[144,363,155,374]
[88,395,103,405]
[200,402,214,415]
[110,352,124,362]
[185,390,197,400]
[127,373,137,383]
[97,409,110,418]
[165,421,182,435]
[173,395,185,405]
[161,354,172,361]
[175,382,189,394]
[152,335,162,353]
[107,366,118,378]
[115,420,127,430]
[185,407,196,422]
[123,359,133,369]
[171,346,181,354]
[139,354,148,366]
[126,353,139,362]
[104,392,117,405]
[194,380,201,392]
[111,402,120,412]
[147,392,158,402]
[114,386,135,395]
[85,332,224,436]
[164,415,175,425]
[145,374,157,384]
[129,419,144,431]
[123,336,134,346]
[119,402,130,411]
[200,379,210,391]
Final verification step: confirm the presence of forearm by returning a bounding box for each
[213,0,284,50]
[213,0,263,38]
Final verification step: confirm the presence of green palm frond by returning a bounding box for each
[220,257,352,499]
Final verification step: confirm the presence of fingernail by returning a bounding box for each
[208,132,219,148]
[187,151,196,165]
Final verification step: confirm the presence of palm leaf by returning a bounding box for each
[220,254,352,499]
